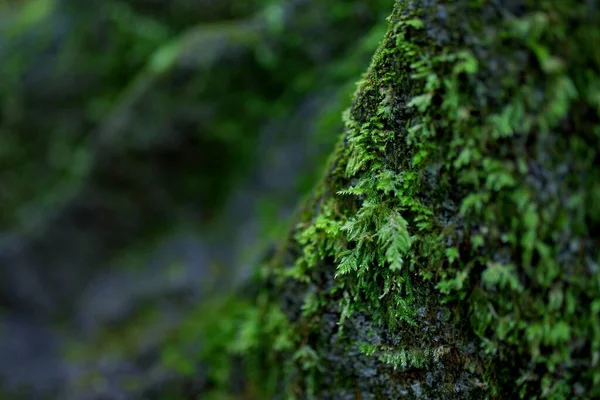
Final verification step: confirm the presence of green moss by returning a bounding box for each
[201,0,600,398]
[148,0,600,398]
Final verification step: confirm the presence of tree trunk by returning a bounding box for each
[198,1,600,398]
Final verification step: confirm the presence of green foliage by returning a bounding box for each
[162,297,251,384]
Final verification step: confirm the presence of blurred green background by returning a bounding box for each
[0,0,391,398]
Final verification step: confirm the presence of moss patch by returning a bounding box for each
[199,0,600,398]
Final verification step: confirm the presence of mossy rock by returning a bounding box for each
[190,0,600,398]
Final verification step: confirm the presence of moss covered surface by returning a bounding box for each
[174,0,600,398]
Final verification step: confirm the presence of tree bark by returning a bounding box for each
[219,1,600,398]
